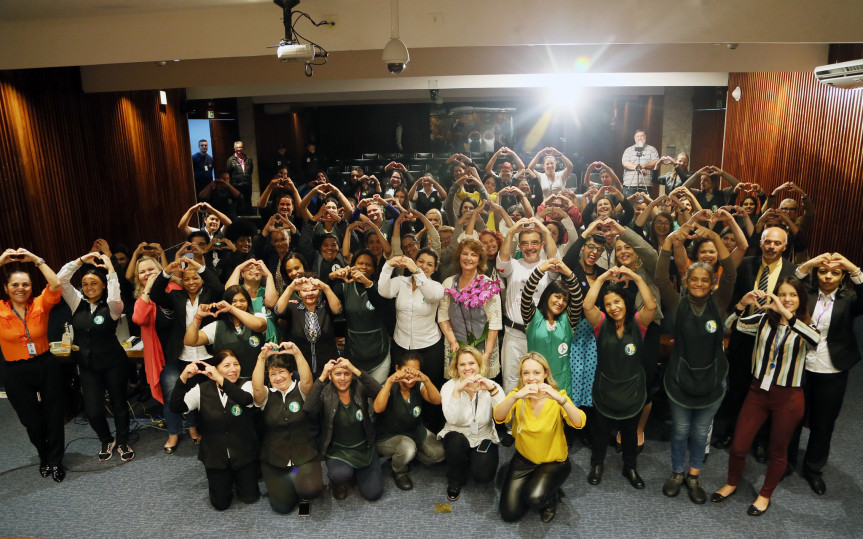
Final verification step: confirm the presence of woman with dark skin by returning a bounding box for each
[0,248,65,481]
[58,252,134,462]
[170,350,260,511]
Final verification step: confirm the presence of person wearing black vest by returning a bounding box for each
[251,342,323,514]
[169,350,259,511]
[787,253,863,495]
[329,249,392,383]
[373,352,445,491]
[57,253,134,462]
[582,265,657,489]
[655,226,737,504]
[183,285,268,378]
[149,258,225,444]
[305,357,383,501]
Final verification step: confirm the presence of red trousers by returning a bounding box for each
[727,380,804,498]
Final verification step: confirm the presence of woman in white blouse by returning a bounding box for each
[438,346,504,502]
[378,248,446,428]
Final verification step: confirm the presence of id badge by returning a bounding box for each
[204,165,209,171]
[27,343,37,355]
[470,420,478,435]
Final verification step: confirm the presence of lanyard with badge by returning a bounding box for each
[13,306,38,356]
[470,391,480,435]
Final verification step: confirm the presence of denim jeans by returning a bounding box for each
[160,359,194,435]
[668,398,723,473]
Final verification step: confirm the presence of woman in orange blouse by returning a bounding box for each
[0,248,65,482]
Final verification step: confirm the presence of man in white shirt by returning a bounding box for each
[621,129,659,196]
[496,218,558,396]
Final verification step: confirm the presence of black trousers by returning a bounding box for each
[591,411,639,469]
[392,337,445,432]
[261,460,323,514]
[787,370,849,476]
[205,461,260,511]
[443,431,498,486]
[79,361,130,445]
[499,451,571,522]
[715,331,755,437]
[2,353,65,466]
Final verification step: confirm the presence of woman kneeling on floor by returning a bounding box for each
[374,351,445,490]
[169,350,260,511]
[494,352,585,523]
[305,357,384,501]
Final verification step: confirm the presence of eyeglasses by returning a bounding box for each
[654,221,671,227]
[584,244,602,253]
[519,241,542,247]
[402,241,418,249]
[778,207,797,213]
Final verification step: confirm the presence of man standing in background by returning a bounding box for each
[621,129,658,196]
[192,139,214,195]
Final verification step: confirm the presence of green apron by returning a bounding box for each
[526,313,574,396]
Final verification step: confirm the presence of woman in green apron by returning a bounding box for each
[655,224,736,504]
[582,265,656,489]
[225,258,279,344]
[184,285,268,377]
[519,258,583,397]
[329,249,391,383]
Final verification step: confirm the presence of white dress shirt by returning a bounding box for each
[378,263,444,349]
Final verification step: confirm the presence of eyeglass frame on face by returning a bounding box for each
[584,243,602,253]
[653,219,671,227]
[519,240,542,247]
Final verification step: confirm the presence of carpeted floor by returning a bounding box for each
[1,367,862,538]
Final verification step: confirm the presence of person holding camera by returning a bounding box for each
[304,356,384,501]
[0,248,66,481]
[621,129,659,196]
[199,172,243,221]
[169,350,260,511]
[57,252,134,462]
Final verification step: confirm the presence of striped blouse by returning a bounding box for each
[727,311,820,388]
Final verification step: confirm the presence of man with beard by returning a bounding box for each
[653,152,691,194]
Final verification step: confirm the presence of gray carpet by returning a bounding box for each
[1,368,862,538]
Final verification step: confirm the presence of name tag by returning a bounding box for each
[470,420,479,435]
[27,343,37,355]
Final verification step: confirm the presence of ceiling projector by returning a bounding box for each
[277,43,315,62]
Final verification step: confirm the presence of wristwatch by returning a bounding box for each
[35,258,45,267]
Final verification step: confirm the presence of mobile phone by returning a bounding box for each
[476,439,493,453]
[298,502,310,516]
[142,245,155,251]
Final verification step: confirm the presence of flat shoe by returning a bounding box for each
[164,445,178,454]
[747,501,769,516]
[803,473,826,495]
[191,437,202,445]
[40,464,51,478]
[623,468,645,489]
[711,488,737,504]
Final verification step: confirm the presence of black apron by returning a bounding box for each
[343,283,389,372]
[664,297,728,409]
[592,315,647,420]
[70,301,127,371]
[260,384,319,467]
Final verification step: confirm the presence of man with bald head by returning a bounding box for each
[713,226,799,450]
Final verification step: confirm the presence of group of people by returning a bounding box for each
[1,132,860,523]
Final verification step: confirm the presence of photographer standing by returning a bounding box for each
[622,129,658,196]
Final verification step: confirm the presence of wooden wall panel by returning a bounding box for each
[723,72,863,261]
[0,67,196,275]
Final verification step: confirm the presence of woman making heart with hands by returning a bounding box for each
[494,352,585,523]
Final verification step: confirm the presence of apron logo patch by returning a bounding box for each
[705,320,717,333]
[624,344,636,356]
[248,336,260,347]
[355,410,363,422]
[288,401,300,413]
[93,315,105,325]
[558,343,569,355]
[366,300,375,310]
[412,406,421,417]
[231,404,242,416]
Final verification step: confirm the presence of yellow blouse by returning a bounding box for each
[495,388,585,464]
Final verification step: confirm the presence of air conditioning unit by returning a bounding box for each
[814,59,863,89]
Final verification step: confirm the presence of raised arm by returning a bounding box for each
[177,203,201,237]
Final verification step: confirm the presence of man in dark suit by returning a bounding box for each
[787,253,863,494]
[713,227,797,449]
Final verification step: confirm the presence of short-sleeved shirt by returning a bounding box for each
[621,144,659,188]
[0,285,62,361]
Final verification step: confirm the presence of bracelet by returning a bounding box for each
[194,316,202,325]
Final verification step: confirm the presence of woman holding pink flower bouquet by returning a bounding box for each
[438,238,503,379]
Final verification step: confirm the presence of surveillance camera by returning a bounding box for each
[382,38,409,75]
[387,63,406,74]
[429,89,439,101]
